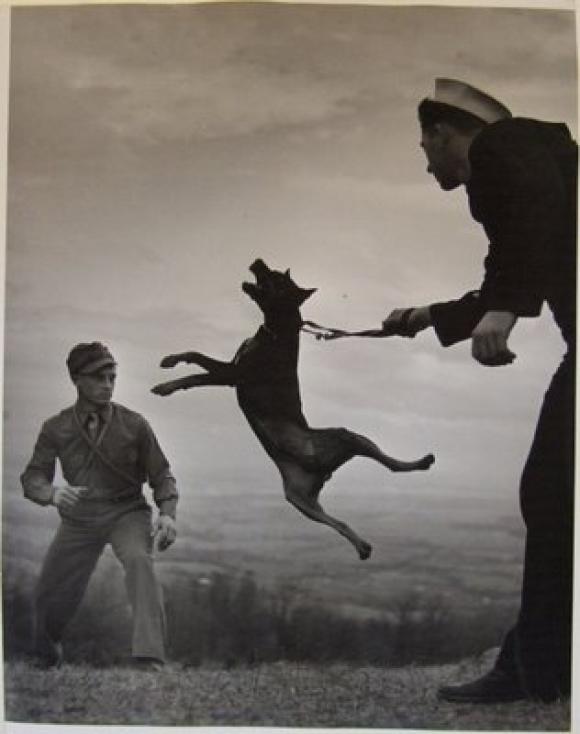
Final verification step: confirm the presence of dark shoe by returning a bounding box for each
[33,640,64,670]
[438,669,527,704]
[131,657,165,672]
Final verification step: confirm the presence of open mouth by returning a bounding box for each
[242,259,270,297]
[241,280,258,296]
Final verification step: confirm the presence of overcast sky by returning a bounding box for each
[3,3,577,539]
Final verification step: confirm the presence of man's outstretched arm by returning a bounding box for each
[383,296,517,366]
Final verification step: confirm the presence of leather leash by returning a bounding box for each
[301,320,394,341]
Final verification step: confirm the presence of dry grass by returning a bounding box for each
[4,657,570,729]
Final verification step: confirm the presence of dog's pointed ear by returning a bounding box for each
[298,287,317,304]
[284,269,291,278]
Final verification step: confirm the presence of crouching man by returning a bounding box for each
[21,342,178,670]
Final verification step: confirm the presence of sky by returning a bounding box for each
[2,3,577,560]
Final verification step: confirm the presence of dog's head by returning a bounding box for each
[242,259,317,314]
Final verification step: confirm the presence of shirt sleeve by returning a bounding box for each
[469,126,568,316]
[139,419,179,519]
[429,290,486,347]
[20,422,58,506]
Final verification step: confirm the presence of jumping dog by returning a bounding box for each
[152,259,434,559]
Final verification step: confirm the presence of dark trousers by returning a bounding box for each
[34,500,166,662]
[496,348,575,700]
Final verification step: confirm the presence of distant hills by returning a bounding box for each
[3,465,525,623]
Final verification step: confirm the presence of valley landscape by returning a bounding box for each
[4,462,525,648]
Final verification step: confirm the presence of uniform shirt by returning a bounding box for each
[430,118,577,348]
[21,401,178,518]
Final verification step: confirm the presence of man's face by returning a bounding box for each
[420,126,462,191]
[74,366,116,407]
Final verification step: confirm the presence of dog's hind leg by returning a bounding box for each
[338,429,434,473]
[279,462,372,560]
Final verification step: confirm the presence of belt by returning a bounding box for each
[83,488,143,504]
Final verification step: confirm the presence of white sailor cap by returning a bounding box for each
[428,78,512,124]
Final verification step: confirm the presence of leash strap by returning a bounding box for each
[302,320,400,341]
[301,322,384,340]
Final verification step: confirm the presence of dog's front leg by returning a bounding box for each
[160,351,227,370]
[159,351,239,386]
[152,373,229,396]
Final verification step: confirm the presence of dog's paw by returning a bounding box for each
[160,355,179,369]
[151,383,175,397]
[358,541,372,561]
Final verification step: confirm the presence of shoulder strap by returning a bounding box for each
[72,407,139,486]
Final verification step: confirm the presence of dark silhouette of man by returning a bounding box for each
[384,78,576,703]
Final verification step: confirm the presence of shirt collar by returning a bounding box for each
[75,400,113,424]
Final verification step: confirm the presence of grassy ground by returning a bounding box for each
[4,656,570,729]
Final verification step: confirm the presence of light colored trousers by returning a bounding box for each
[34,498,166,662]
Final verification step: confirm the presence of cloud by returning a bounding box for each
[10,3,576,173]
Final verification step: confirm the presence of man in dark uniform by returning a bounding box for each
[21,342,179,670]
[383,78,576,703]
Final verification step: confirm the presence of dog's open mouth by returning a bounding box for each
[242,259,270,298]
[241,280,259,297]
